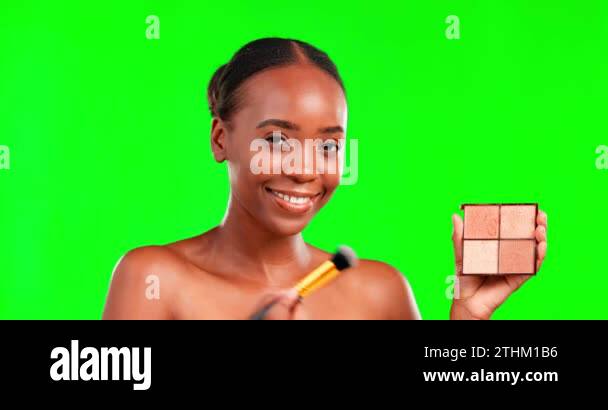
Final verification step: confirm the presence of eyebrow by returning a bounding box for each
[317,125,344,134]
[256,119,300,131]
[256,118,344,134]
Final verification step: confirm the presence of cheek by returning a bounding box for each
[320,153,342,193]
[314,176,340,213]
[321,173,341,197]
[227,141,269,193]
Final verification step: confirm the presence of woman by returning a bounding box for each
[103,38,548,320]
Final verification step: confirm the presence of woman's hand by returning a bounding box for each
[449,210,548,320]
[249,289,303,320]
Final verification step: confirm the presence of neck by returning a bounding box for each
[212,193,312,286]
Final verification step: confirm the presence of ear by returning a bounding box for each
[210,117,228,162]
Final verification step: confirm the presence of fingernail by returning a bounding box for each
[285,288,299,300]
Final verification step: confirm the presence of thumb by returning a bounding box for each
[452,213,464,274]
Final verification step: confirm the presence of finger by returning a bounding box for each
[452,214,464,273]
[535,225,547,243]
[472,275,532,316]
[505,274,533,291]
[537,210,547,228]
[249,291,290,320]
[293,307,310,320]
[262,289,301,320]
[536,240,547,270]
[456,274,486,300]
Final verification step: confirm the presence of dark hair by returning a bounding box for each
[207,37,345,122]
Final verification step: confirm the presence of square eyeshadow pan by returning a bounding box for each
[461,203,538,275]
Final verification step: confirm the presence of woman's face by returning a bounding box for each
[218,64,347,236]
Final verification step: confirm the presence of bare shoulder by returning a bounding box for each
[115,245,187,281]
[343,259,421,320]
[305,245,420,319]
[102,245,188,319]
[116,228,217,278]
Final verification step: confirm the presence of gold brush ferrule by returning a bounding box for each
[294,261,341,298]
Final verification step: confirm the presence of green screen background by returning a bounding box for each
[1,1,606,319]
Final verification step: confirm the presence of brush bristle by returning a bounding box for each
[331,245,358,271]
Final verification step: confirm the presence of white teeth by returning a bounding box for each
[270,190,310,205]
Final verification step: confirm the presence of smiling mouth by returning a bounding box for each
[264,186,322,214]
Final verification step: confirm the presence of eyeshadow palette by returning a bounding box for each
[461,203,538,275]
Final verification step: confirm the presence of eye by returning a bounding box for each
[265,132,289,151]
[319,139,341,153]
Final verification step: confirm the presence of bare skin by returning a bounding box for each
[102,234,419,319]
[102,61,547,320]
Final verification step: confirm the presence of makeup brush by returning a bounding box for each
[294,245,358,298]
[250,246,358,320]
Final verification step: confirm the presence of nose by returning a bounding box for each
[283,141,318,183]
[287,171,316,184]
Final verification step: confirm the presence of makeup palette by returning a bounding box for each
[461,203,538,275]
